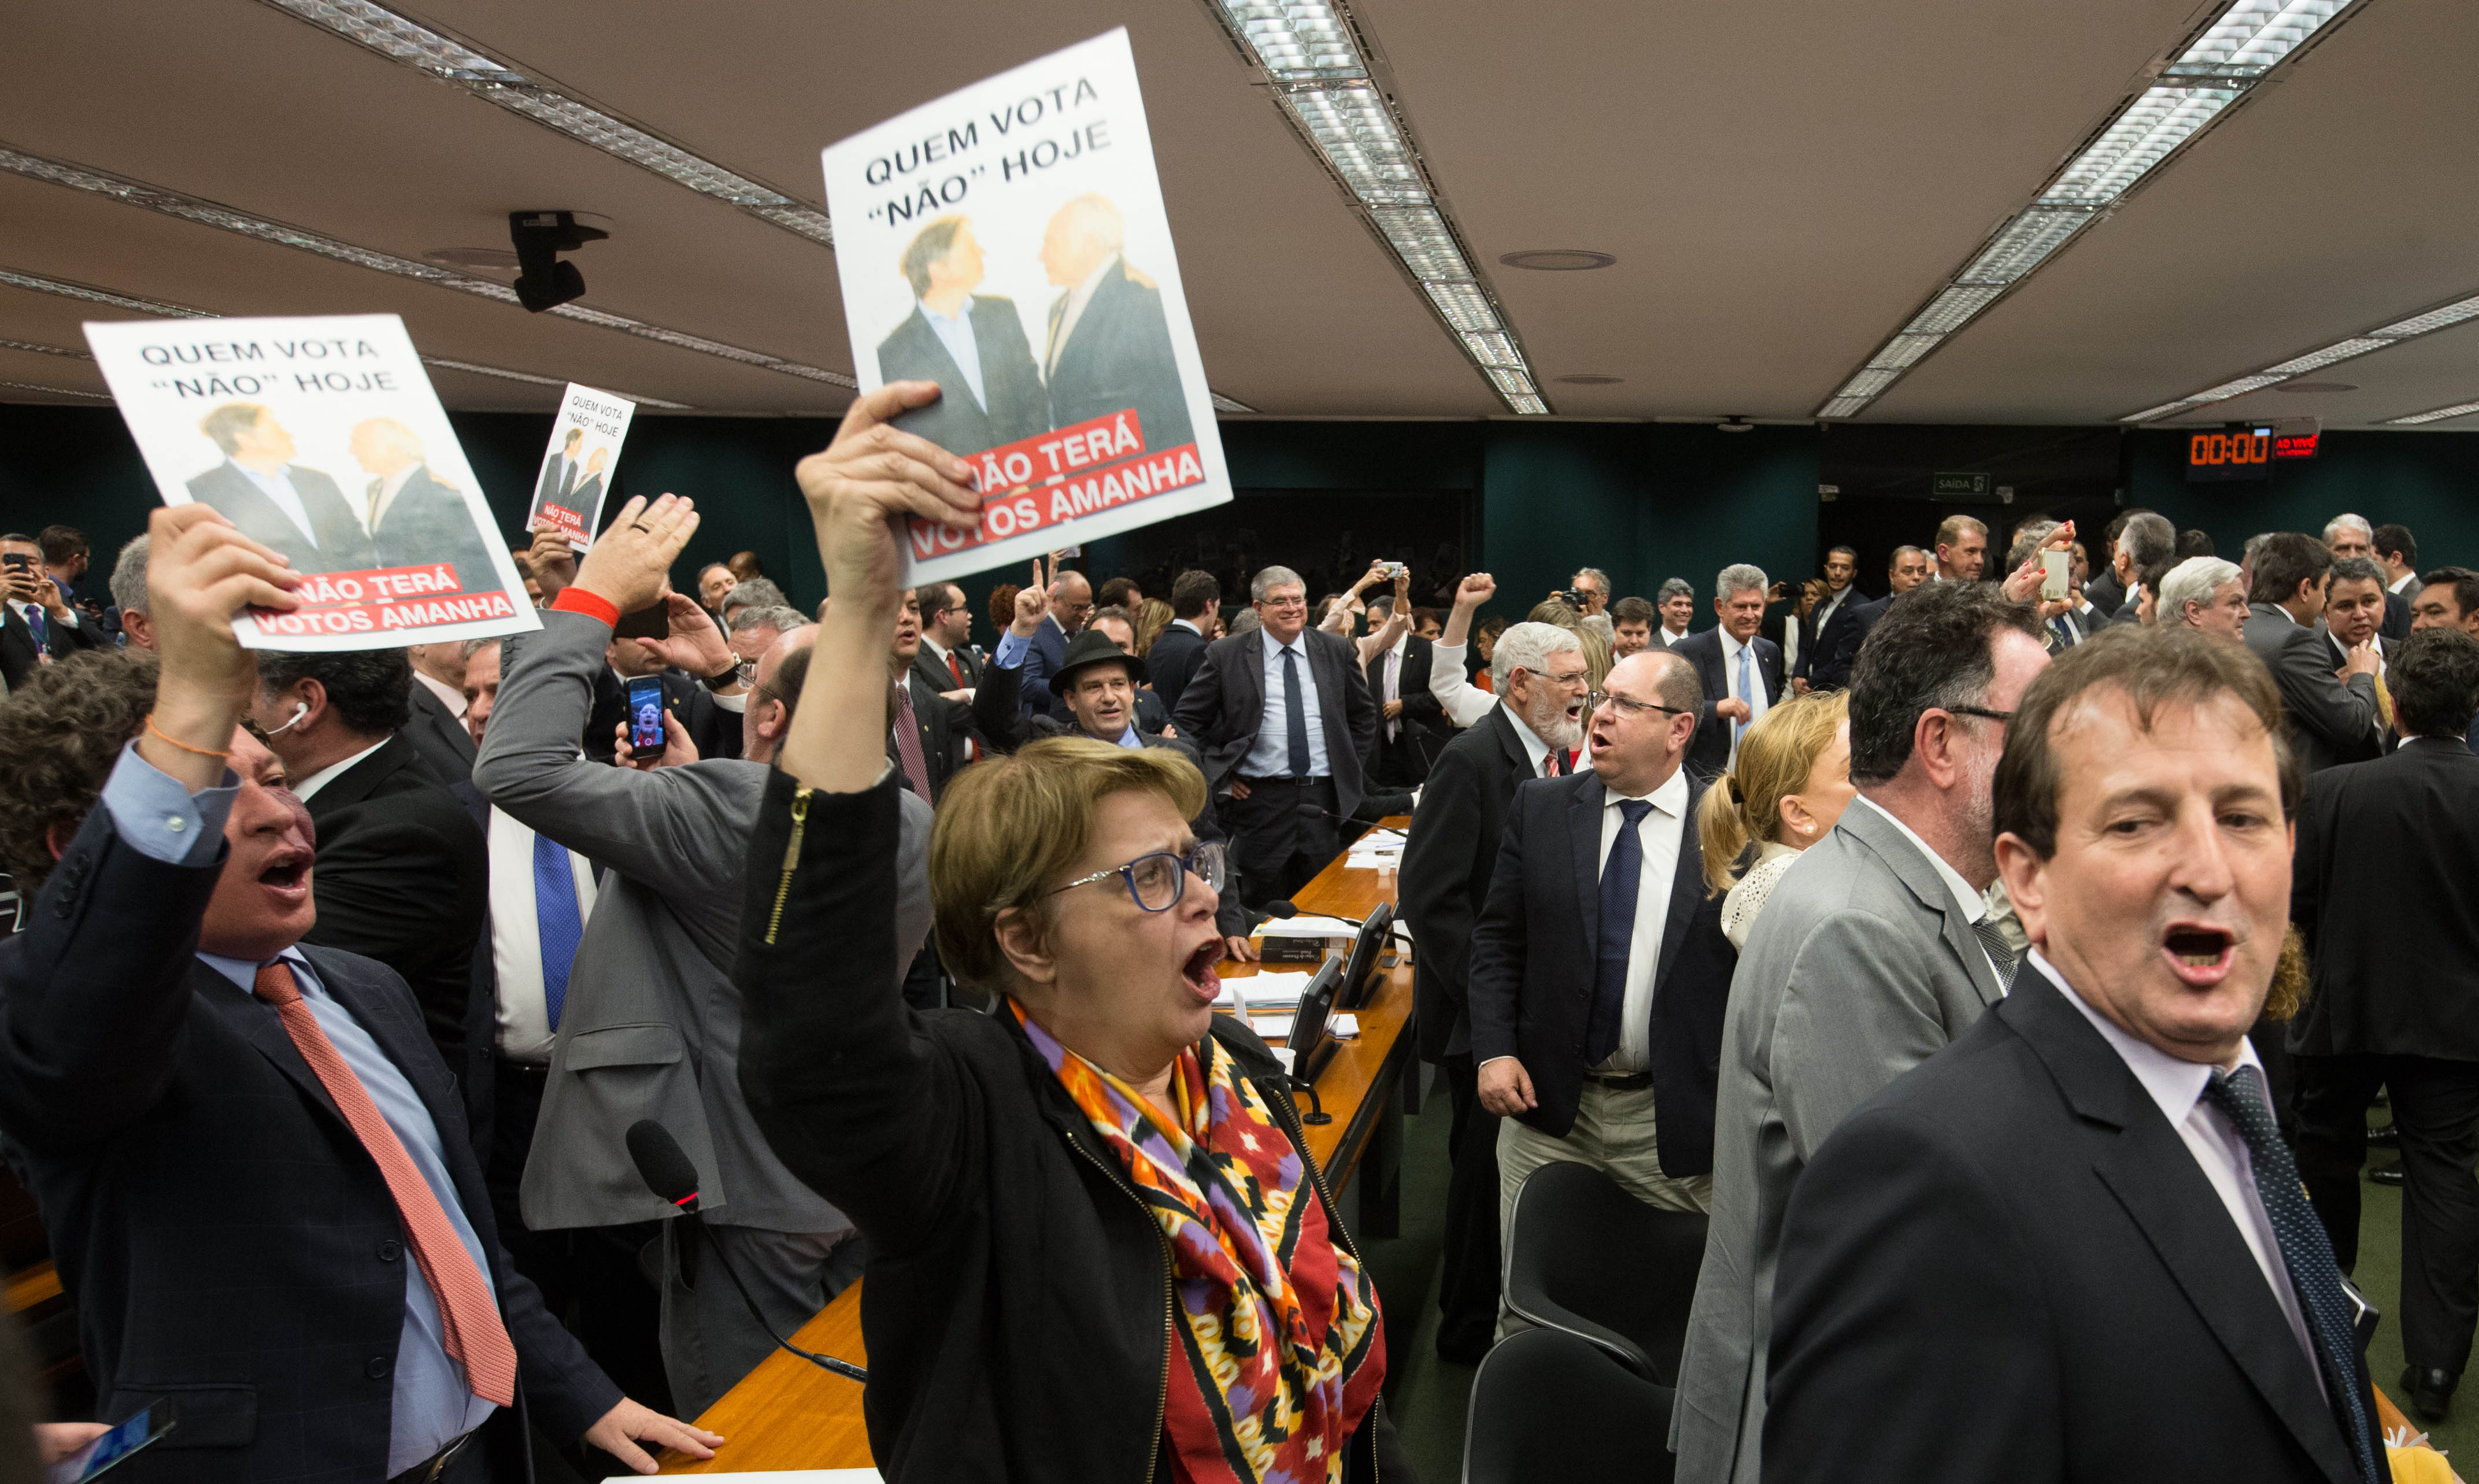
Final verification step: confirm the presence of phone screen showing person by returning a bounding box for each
[626,675,666,753]
[49,1403,175,1483]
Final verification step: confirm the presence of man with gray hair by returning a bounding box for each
[107,532,154,650]
[1402,617,1593,1358]
[1657,577,1696,647]
[1570,565,1616,645]
[1673,563,1782,778]
[1675,580,2050,1482]
[2110,511,2180,625]
[2159,556,2250,643]
[1172,562,1377,905]
[2325,512,2375,560]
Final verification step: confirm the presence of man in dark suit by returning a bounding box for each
[1146,568,1219,717]
[2243,533,2383,775]
[0,507,713,1479]
[404,642,479,782]
[887,587,1023,802]
[1076,606,1171,733]
[538,426,584,516]
[1790,546,1865,690]
[2,531,103,689]
[2291,627,2479,1422]
[1364,595,1448,786]
[351,418,503,602]
[912,580,984,774]
[1811,545,1930,693]
[583,593,752,765]
[876,216,1047,456]
[1401,619,1592,1361]
[1765,624,2390,1484]
[1672,564,1784,779]
[1468,646,1736,1291]
[250,647,490,1078]
[185,402,376,576]
[1038,193,1194,452]
[1171,564,1378,907]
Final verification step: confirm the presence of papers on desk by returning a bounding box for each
[1257,915,1360,939]
[1346,827,1407,869]
[1251,1012,1357,1042]
[1220,971,1316,1014]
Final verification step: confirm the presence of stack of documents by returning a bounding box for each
[1220,971,1318,1014]
[1250,1012,1359,1042]
[1346,828,1407,869]
[1257,916,1361,941]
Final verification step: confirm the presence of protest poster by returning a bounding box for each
[821,27,1231,584]
[83,313,538,650]
[527,382,637,550]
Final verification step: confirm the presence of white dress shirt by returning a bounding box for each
[1716,629,1773,766]
[230,460,328,547]
[290,738,389,802]
[2036,950,2322,1391]
[1241,632,1333,779]
[919,295,987,410]
[1380,632,1407,741]
[487,806,600,1062]
[1505,708,1559,778]
[1849,794,1999,984]
[1660,626,1689,648]
[1593,768,1691,1075]
[2391,571,2418,595]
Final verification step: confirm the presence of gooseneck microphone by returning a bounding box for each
[626,1120,866,1383]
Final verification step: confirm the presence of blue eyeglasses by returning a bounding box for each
[1050,841,1230,912]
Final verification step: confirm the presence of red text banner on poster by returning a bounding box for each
[907,406,1205,562]
[533,501,590,546]
[250,562,519,638]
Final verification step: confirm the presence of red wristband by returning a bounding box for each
[550,587,621,627]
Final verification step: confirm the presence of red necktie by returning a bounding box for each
[253,962,517,1407]
[893,684,934,800]
[948,652,979,761]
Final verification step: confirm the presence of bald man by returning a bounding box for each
[350,416,500,598]
[1038,193,1193,451]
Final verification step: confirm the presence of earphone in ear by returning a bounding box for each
[267,701,311,736]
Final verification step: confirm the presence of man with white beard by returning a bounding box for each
[1400,620,1590,1360]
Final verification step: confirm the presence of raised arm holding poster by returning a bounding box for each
[528,382,637,550]
[821,26,1232,586]
[83,313,538,650]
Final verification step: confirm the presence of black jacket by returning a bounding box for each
[1366,635,1448,782]
[404,680,477,783]
[734,771,1405,1481]
[875,298,1048,456]
[1671,628,1785,780]
[1146,621,1209,718]
[1799,588,1870,691]
[0,600,102,689]
[1766,966,2384,1483]
[184,461,377,578]
[890,660,1023,801]
[0,805,616,1482]
[1171,628,1379,819]
[1398,706,1539,1062]
[371,464,502,602]
[1465,769,1736,1171]
[298,737,489,1071]
[1042,258,1194,454]
[2291,738,2479,1059]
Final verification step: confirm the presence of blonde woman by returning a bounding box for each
[1695,691,1856,948]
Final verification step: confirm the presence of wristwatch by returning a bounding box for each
[701,655,743,692]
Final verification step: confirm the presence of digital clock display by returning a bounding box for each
[2186,427,2275,483]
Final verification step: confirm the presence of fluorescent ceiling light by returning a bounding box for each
[0,264,690,408]
[0,146,850,390]
[2386,400,2479,426]
[1818,0,2359,419]
[253,0,834,246]
[1209,0,1548,414]
[0,380,110,400]
[1867,334,1942,370]
[2121,286,2479,421]
[0,337,87,358]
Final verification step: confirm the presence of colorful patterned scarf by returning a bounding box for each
[1009,1001,1386,1482]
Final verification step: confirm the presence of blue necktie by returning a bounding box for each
[1734,644,1753,745]
[25,605,45,649]
[2052,615,2077,649]
[2201,1066,2382,1483]
[531,831,583,1032]
[1282,645,1312,777]
[1585,799,1653,1066]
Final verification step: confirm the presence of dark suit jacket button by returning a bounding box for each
[367,1355,392,1379]
[378,1239,401,1262]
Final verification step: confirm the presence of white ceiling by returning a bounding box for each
[0,0,2471,428]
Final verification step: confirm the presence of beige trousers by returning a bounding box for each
[1495,1078,1711,1337]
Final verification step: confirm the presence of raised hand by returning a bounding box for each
[140,505,302,788]
[572,494,699,616]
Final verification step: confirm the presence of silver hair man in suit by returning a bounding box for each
[1170,563,1378,908]
[1765,625,2391,1483]
[473,493,934,1418]
[1671,580,2050,1483]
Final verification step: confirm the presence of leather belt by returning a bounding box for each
[1583,1069,1655,1091]
[388,1429,478,1484]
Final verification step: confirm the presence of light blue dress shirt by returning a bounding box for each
[230,460,325,547]
[99,744,501,1473]
[991,629,1030,670]
[919,297,987,411]
[1242,632,1331,779]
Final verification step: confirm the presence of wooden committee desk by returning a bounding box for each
[657,820,1418,1474]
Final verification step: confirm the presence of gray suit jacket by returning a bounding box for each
[475,609,933,1233]
[1670,798,2007,1483]
[2241,605,2381,776]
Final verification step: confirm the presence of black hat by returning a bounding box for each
[1052,627,1142,693]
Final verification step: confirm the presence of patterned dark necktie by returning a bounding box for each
[1972,919,2018,985]
[1282,646,1312,777]
[1585,800,1653,1065]
[2202,1066,2383,1484]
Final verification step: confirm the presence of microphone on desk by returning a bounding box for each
[1264,900,1368,927]
[626,1120,867,1384]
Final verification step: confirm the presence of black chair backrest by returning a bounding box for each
[1503,1160,1710,1384]
[1464,1327,1675,1484]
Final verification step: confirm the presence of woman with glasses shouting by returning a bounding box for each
[727,381,1408,1483]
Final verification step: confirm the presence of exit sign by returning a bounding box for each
[1933,471,1991,498]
